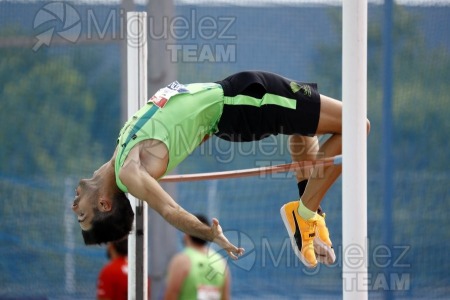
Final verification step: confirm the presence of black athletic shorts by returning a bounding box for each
[215,71,321,142]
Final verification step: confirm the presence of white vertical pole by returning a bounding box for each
[127,12,148,300]
[120,0,135,124]
[342,1,368,300]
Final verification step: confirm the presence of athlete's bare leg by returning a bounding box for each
[297,95,342,211]
[289,135,319,183]
[299,95,369,211]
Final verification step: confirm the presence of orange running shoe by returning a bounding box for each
[280,201,318,268]
[314,212,336,265]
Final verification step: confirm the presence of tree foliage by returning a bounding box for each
[0,44,105,179]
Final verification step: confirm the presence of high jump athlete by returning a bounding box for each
[72,71,370,268]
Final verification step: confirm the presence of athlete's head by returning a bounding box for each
[107,238,128,259]
[72,163,134,245]
[185,214,210,246]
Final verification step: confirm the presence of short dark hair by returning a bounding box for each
[189,214,210,246]
[81,192,134,245]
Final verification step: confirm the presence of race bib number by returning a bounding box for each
[148,81,188,108]
[197,285,221,300]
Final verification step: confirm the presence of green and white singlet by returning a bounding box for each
[115,82,224,192]
[179,247,226,300]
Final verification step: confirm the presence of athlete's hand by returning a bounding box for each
[211,218,245,260]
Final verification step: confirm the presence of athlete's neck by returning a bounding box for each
[185,238,208,254]
[93,160,120,196]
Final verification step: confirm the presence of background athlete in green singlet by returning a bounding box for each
[164,214,230,300]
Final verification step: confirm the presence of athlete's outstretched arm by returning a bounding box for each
[118,146,244,259]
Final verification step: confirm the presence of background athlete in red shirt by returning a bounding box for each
[97,239,129,300]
